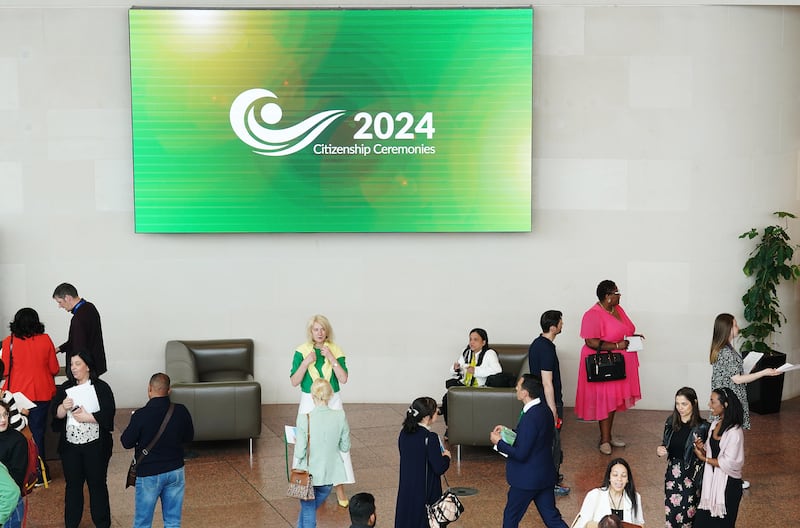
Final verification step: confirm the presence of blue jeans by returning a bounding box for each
[4,496,24,528]
[297,484,332,528]
[134,467,185,528]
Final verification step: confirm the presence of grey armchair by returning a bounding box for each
[446,343,529,460]
[165,339,262,453]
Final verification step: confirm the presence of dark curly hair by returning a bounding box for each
[9,308,45,339]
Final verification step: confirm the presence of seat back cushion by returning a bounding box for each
[492,344,530,378]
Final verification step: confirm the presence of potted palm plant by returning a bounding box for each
[738,211,800,413]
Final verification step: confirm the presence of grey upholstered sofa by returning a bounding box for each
[165,339,261,453]
[446,343,529,459]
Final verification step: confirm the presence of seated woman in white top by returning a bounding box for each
[440,328,501,432]
[573,458,645,528]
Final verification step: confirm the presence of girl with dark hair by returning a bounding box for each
[441,328,501,430]
[692,388,745,528]
[575,280,645,455]
[2,307,59,474]
[52,350,116,528]
[657,387,710,527]
[394,397,451,528]
[574,458,645,528]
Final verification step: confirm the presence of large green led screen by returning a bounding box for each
[129,8,532,232]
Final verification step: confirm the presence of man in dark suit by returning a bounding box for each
[490,374,569,528]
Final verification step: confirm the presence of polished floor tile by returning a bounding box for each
[25,396,800,527]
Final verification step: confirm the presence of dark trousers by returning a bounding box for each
[502,486,568,528]
[552,405,564,475]
[28,400,51,461]
[694,477,743,528]
[441,379,464,424]
[61,440,112,528]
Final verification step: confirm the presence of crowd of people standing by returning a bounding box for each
[0,277,781,528]
[286,275,779,528]
[0,282,195,528]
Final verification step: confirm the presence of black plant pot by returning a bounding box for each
[744,351,786,414]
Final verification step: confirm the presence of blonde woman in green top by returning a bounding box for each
[290,314,353,507]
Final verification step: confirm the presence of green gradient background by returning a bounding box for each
[130,8,532,233]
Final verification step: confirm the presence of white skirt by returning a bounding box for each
[296,391,355,485]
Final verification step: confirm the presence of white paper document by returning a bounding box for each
[626,336,644,352]
[65,382,101,427]
[284,425,297,444]
[742,352,764,375]
[777,363,800,373]
[11,392,36,410]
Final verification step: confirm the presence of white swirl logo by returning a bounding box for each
[229,88,346,157]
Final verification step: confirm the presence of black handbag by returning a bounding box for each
[585,340,626,382]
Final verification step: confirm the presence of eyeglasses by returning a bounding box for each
[611,291,621,296]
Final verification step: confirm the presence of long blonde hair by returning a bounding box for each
[709,313,735,364]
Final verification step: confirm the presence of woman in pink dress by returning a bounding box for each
[576,280,644,455]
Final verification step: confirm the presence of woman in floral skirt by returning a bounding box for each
[657,387,709,527]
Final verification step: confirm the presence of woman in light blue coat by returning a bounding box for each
[293,378,351,528]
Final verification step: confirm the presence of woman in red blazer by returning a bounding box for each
[2,307,59,472]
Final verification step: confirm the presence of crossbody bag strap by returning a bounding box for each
[134,403,175,465]
[424,433,449,498]
[4,336,12,390]
[305,413,311,465]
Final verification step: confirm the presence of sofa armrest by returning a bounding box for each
[169,381,261,441]
[165,341,199,383]
[446,386,524,447]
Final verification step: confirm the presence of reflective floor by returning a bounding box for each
[26,396,800,527]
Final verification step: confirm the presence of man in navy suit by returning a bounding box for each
[490,374,569,528]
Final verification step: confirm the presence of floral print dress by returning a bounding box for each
[664,424,702,527]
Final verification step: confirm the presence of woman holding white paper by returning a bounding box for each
[52,350,116,528]
[575,280,645,455]
[709,314,780,431]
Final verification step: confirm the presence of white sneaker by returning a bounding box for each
[742,480,750,490]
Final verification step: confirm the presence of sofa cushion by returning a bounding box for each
[199,370,253,383]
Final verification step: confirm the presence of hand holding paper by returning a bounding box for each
[626,335,644,352]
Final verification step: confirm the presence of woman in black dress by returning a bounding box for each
[394,396,451,528]
[657,386,709,527]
